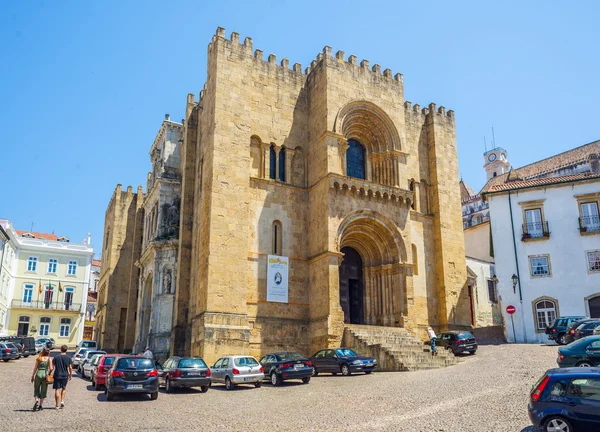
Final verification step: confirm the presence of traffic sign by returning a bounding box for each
[506,305,516,315]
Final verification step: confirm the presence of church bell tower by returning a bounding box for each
[483,147,510,181]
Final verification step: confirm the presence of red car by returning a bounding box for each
[91,354,124,390]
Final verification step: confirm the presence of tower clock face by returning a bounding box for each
[488,153,497,162]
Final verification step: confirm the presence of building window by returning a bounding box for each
[278,147,286,182]
[529,255,551,277]
[67,260,77,275]
[487,279,497,303]
[27,257,37,272]
[43,285,54,308]
[18,316,30,336]
[272,220,282,256]
[64,287,74,310]
[59,318,71,337]
[269,145,276,180]
[587,251,600,273]
[346,139,365,180]
[524,208,544,237]
[534,299,557,332]
[23,284,34,303]
[39,317,51,336]
[580,202,600,232]
[48,258,58,274]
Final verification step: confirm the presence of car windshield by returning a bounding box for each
[178,358,207,368]
[116,358,154,369]
[234,357,259,366]
[457,332,474,339]
[88,351,104,358]
[278,352,305,361]
[336,349,358,357]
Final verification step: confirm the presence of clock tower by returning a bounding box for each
[483,147,510,181]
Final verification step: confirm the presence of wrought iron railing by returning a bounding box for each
[11,300,82,312]
[522,221,550,240]
[579,215,600,233]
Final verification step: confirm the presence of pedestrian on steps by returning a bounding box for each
[31,348,53,411]
[428,327,438,357]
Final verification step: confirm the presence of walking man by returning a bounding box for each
[428,327,438,357]
[53,345,72,409]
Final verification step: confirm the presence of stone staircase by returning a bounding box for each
[342,325,460,371]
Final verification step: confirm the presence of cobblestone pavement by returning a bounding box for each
[0,344,558,431]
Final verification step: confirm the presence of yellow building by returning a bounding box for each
[2,221,94,347]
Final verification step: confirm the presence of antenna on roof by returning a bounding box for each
[492,127,497,148]
[29,219,34,233]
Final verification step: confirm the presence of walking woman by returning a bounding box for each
[428,327,438,357]
[31,348,53,411]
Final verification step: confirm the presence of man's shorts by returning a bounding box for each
[53,378,68,390]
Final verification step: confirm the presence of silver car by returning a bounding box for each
[210,355,264,390]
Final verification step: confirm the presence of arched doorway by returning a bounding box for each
[589,296,600,318]
[339,247,364,324]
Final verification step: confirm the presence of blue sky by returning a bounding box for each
[1,1,598,256]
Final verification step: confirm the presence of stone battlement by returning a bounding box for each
[404,101,455,121]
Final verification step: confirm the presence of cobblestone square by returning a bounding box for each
[0,344,558,431]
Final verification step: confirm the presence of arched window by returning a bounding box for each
[272,220,282,256]
[346,139,365,180]
[279,147,286,182]
[409,180,415,210]
[269,145,276,179]
[534,299,557,331]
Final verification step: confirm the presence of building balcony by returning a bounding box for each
[579,215,600,235]
[11,300,82,312]
[522,221,550,241]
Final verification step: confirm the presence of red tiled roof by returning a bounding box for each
[92,259,102,267]
[459,180,477,202]
[487,172,600,192]
[16,230,59,241]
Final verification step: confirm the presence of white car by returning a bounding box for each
[83,354,103,380]
[72,348,89,367]
[79,350,106,378]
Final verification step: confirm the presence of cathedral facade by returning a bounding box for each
[169,28,471,364]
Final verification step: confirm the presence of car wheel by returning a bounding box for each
[332,372,337,376]
[312,368,319,377]
[225,376,235,390]
[544,416,572,432]
[94,381,101,391]
[3,359,9,362]
[150,392,158,401]
[341,364,351,376]
[365,371,372,375]
[106,390,114,401]
[577,361,595,367]
[81,369,86,379]
[254,382,262,388]
[200,385,209,393]
[24,355,29,358]
[558,334,568,345]
[165,378,173,393]
[302,377,310,384]
[271,373,282,386]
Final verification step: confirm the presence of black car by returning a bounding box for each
[0,336,36,357]
[310,348,376,376]
[574,320,600,341]
[557,336,600,368]
[158,357,211,393]
[259,352,313,385]
[528,367,600,431]
[437,331,478,355]
[105,356,159,401]
[546,316,587,345]
[0,343,18,362]
[564,319,592,345]
[5,343,22,359]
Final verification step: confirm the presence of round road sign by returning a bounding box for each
[506,305,516,315]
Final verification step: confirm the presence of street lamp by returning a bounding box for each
[511,274,519,293]
[491,275,499,284]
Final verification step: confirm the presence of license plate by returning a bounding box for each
[295,364,304,369]
[127,384,143,389]
[243,377,254,382]
[187,372,201,376]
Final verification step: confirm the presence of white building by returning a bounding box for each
[0,223,17,335]
[482,141,600,343]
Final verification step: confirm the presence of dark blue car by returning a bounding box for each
[528,367,600,432]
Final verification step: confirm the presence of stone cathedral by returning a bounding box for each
[97,27,472,366]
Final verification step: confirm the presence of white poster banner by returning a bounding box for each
[266,255,289,303]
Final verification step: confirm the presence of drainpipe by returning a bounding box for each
[508,190,527,343]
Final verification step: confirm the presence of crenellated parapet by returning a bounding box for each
[403,101,454,123]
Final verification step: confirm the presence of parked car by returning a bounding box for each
[158,356,211,393]
[92,354,124,390]
[83,354,103,380]
[72,348,89,368]
[528,367,600,432]
[595,326,600,336]
[557,335,600,367]
[210,355,264,390]
[574,320,600,341]
[36,338,53,350]
[77,340,97,350]
[564,319,592,344]
[0,343,18,362]
[48,338,55,349]
[437,331,478,355]
[0,336,36,357]
[5,343,22,359]
[80,350,107,377]
[310,348,377,376]
[546,316,587,345]
[260,352,312,386]
[105,356,159,401]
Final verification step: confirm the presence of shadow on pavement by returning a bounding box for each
[520,426,543,432]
